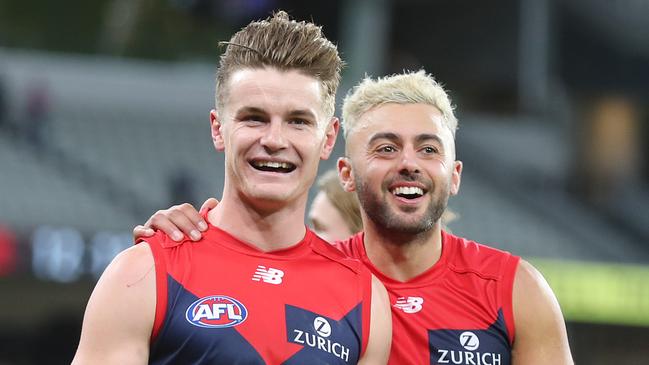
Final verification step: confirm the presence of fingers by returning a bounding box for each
[177,202,208,233]
[199,198,219,214]
[151,203,207,242]
[132,225,155,243]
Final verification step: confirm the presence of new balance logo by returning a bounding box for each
[393,296,424,313]
[251,265,284,284]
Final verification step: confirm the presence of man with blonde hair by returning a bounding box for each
[137,70,573,364]
[337,70,572,364]
[73,11,391,364]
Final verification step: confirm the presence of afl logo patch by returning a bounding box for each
[185,295,248,328]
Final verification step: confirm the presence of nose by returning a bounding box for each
[398,147,421,175]
[259,118,288,152]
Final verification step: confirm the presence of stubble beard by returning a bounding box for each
[355,173,449,236]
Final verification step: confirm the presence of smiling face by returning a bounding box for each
[339,103,462,235]
[211,67,338,211]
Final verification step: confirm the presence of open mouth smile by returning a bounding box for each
[250,160,297,173]
[390,186,426,200]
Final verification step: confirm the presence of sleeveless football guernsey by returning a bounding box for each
[145,222,373,364]
[335,231,519,365]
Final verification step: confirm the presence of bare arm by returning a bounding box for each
[72,243,156,365]
[358,275,392,365]
[511,259,573,365]
[132,198,218,243]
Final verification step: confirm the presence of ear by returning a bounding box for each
[210,109,225,151]
[337,157,356,192]
[320,117,340,160]
[450,160,463,196]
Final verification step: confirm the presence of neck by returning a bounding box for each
[208,190,308,252]
[362,219,443,282]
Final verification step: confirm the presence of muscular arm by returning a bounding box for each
[511,259,573,365]
[358,275,392,365]
[72,243,156,365]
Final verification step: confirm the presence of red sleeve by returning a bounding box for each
[500,253,520,345]
[144,234,169,342]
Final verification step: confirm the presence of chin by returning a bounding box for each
[248,190,292,202]
[246,186,303,204]
[389,218,435,234]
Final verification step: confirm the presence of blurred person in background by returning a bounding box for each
[309,168,363,242]
[73,11,391,365]
[136,70,573,364]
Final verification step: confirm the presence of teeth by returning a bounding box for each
[256,161,291,169]
[392,186,423,196]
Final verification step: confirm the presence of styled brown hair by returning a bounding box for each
[215,11,343,118]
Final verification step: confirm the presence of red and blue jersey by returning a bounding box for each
[145,223,373,364]
[335,231,519,365]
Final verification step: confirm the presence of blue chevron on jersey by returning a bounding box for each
[149,276,265,365]
[283,304,362,364]
[144,222,373,364]
[428,310,511,365]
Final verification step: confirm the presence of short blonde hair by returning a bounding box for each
[341,70,457,139]
[215,11,343,118]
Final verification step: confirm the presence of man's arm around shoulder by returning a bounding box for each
[512,259,573,365]
[72,242,156,365]
[358,275,392,365]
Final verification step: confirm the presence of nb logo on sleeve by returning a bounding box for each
[251,265,284,284]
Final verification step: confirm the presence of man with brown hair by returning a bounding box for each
[72,12,391,364]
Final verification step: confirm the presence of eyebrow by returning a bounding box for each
[235,106,266,115]
[287,109,318,120]
[368,132,443,146]
[368,132,400,145]
[415,133,443,145]
[235,106,317,120]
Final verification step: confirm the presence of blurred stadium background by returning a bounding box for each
[0,0,648,363]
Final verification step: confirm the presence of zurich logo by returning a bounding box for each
[459,331,480,351]
[185,295,248,328]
